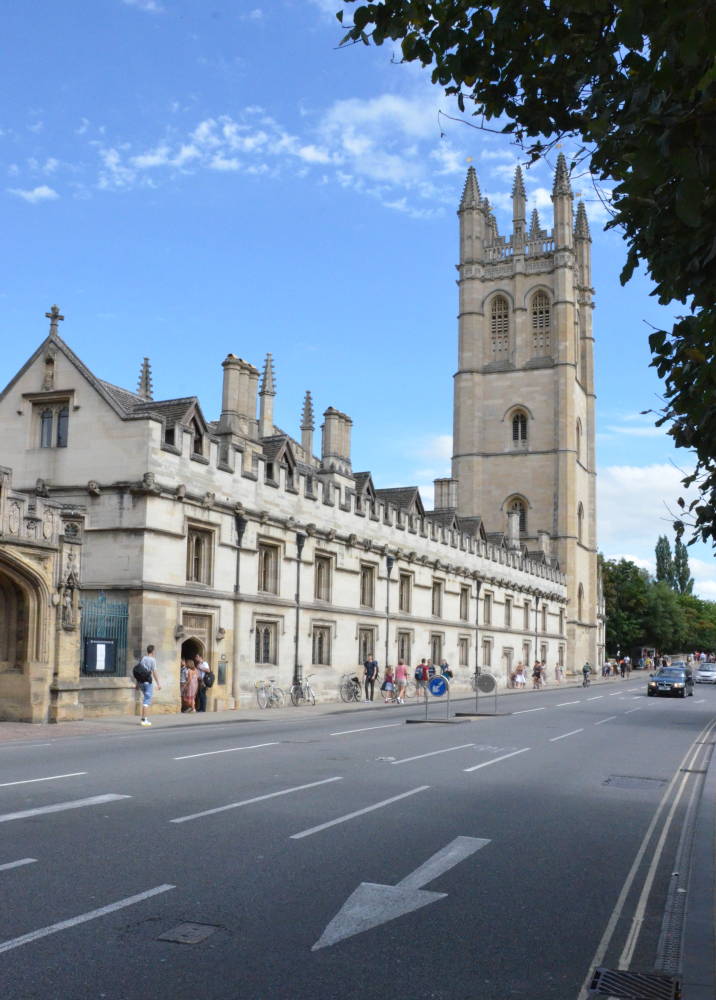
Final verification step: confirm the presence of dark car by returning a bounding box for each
[647,667,694,698]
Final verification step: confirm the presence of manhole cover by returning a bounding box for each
[158,922,220,945]
[589,967,680,998]
[603,775,667,790]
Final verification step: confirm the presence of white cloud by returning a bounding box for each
[605,423,666,438]
[8,184,59,203]
[240,7,264,20]
[122,0,164,12]
[27,120,44,134]
[598,463,695,557]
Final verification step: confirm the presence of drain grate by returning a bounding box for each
[589,967,680,999]
[158,922,220,945]
[603,775,667,790]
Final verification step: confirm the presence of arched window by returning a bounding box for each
[508,496,527,534]
[191,419,203,456]
[577,502,584,544]
[577,584,584,621]
[576,419,582,462]
[512,410,528,448]
[531,291,551,355]
[40,409,53,448]
[490,295,510,360]
[56,406,69,448]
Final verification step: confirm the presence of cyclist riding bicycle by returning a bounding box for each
[582,661,592,686]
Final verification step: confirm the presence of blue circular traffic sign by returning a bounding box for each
[428,676,448,697]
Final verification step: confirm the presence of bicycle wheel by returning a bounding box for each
[351,682,361,702]
[272,687,285,707]
[256,686,268,709]
[405,680,416,699]
[339,681,352,703]
[290,684,304,707]
[306,685,316,706]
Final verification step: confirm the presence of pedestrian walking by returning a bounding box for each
[181,658,198,712]
[415,659,429,695]
[395,660,409,703]
[619,659,626,679]
[381,665,395,703]
[194,652,209,712]
[532,661,542,690]
[136,644,161,726]
[439,659,453,680]
[363,657,379,702]
[515,664,526,688]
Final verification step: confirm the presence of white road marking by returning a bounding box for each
[392,743,474,765]
[0,771,86,789]
[610,692,621,696]
[695,699,706,703]
[587,696,603,701]
[171,777,343,824]
[463,747,530,772]
[624,708,640,715]
[330,724,401,736]
[556,701,580,707]
[0,743,52,751]
[290,786,429,840]
[512,707,546,715]
[0,794,129,825]
[312,836,490,950]
[549,728,584,742]
[0,884,175,955]
[594,716,617,726]
[173,741,278,761]
[0,858,36,873]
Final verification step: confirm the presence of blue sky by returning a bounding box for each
[1,0,713,597]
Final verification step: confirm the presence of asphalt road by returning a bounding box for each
[0,679,714,1000]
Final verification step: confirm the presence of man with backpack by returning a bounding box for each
[194,652,212,712]
[133,644,161,727]
[414,659,429,694]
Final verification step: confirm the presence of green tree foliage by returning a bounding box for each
[673,538,695,595]
[655,535,675,587]
[338,1,716,545]
[600,557,650,654]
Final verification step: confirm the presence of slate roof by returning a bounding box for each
[353,472,375,496]
[375,486,425,516]
[131,397,197,426]
[425,509,459,529]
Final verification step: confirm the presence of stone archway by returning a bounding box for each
[0,571,30,671]
[0,553,48,722]
[181,636,205,662]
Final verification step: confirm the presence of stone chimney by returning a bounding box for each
[507,510,522,550]
[219,354,259,438]
[321,407,352,475]
[538,530,551,558]
[434,478,458,509]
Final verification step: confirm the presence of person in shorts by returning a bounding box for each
[138,644,161,726]
[395,660,409,704]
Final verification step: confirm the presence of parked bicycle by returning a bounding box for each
[339,673,362,702]
[289,673,316,707]
[255,677,285,709]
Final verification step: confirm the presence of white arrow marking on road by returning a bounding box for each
[311,836,490,951]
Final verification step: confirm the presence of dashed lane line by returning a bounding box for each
[594,716,617,726]
[587,696,604,701]
[170,777,343,824]
[549,728,584,742]
[0,858,36,873]
[624,708,640,715]
[173,742,278,761]
[330,724,401,736]
[290,786,430,840]
[0,885,175,955]
[0,772,87,789]
[556,701,581,707]
[392,744,474,765]
[512,707,546,715]
[0,794,130,825]
[463,747,531,773]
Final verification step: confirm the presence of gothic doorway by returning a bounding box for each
[180,636,205,662]
[0,569,30,672]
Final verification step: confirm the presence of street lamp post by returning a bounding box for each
[474,576,482,678]
[294,532,306,687]
[232,514,248,707]
[385,554,394,672]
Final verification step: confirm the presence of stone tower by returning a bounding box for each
[451,157,598,668]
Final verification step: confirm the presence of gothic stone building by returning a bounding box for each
[0,162,601,722]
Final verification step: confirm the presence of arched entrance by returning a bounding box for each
[0,553,48,722]
[181,636,205,662]
[0,570,30,671]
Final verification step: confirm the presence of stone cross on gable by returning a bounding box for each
[45,304,64,337]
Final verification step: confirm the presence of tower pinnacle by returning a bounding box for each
[511,165,526,199]
[552,153,572,197]
[260,353,276,396]
[137,357,153,400]
[300,390,314,430]
[575,201,591,240]
[459,166,481,210]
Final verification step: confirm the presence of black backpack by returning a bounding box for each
[203,670,215,688]
[132,662,152,684]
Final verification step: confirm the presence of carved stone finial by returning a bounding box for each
[459,165,481,210]
[575,201,591,240]
[552,152,572,197]
[529,208,542,237]
[260,353,276,396]
[511,165,526,199]
[45,304,64,338]
[300,390,314,431]
[137,357,153,400]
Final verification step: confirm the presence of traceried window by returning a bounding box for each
[559,609,565,634]
[397,630,411,665]
[523,641,532,665]
[540,642,548,663]
[508,497,527,534]
[312,626,331,666]
[512,411,528,449]
[490,295,510,360]
[458,637,469,667]
[358,627,375,662]
[577,502,585,544]
[186,527,213,585]
[505,597,512,628]
[255,621,277,664]
[314,555,331,602]
[398,573,412,613]
[531,291,551,355]
[40,408,53,448]
[482,638,492,667]
[258,543,280,594]
[430,633,443,664]
[191,418,204,457]
[36,402,70,449]
[459,586,470,621]
[578,584,584,621]
[541,605,548,632]
[523,600,531,630]
[558,645,565,667]
[431,581,443,618]
[483,592,493,625]
[360,564,375,609]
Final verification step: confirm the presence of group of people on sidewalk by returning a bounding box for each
[507,660,563,690]
[134,645,213,725]
[362,657,453,704]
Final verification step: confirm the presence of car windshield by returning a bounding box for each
[656,669,685,677]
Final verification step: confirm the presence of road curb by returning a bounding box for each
[681,732,716,999]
